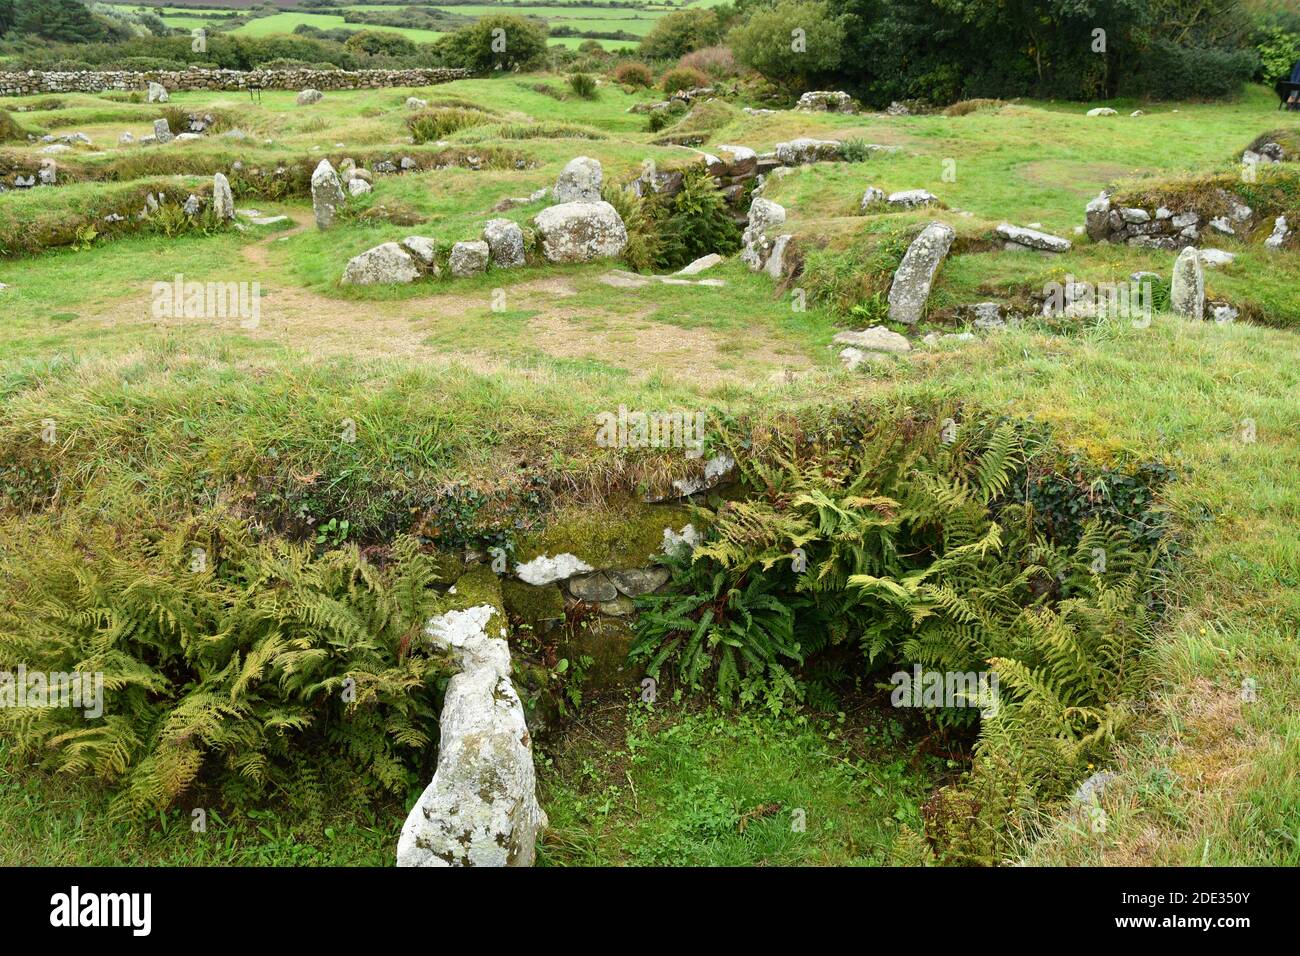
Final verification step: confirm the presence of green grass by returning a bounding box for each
[1,75,1298,865]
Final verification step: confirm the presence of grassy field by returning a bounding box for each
[0,76,1297,865]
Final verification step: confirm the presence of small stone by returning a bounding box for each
[676,253,723,275]
[347,179,371,196]
[887,189,937,208]
[1170,246,1205,321]
[449,240,490,277]
[833,325,911,353]
[483,218,525,268]
[1198,248,1235,268]
[860,186,886,210]
[341,242,421,286]
[297,88,323,106]
[607,567,671,597]
[516,554,594,586]
[568,572,617,603]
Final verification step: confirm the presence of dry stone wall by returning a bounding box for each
[0,67,468,98]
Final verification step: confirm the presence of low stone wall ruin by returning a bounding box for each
[0,67,468,98]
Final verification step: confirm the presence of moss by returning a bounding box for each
[558,616,643,693]
[514,498,692,571]
[502,578,566,631]
[433,564,507,638]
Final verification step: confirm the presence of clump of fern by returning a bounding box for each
[0,518,451,818]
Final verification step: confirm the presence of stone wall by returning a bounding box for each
[0,67,469,98]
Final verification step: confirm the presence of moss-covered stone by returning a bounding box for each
[559,616,643,693]
[502,578,566,632]
[431,564,507,639]
[514,497,692,571]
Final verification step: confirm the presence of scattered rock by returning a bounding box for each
[607,567,670,597]
[310,159,345,229]
[406,96,427,109]
[860,186,886,211]
[534,201,628,263]
[676,253,723,275]
[1086,107,1117,116]
[347,178,371,197]
[1265,215,1289,251]
[401,235,438,268]
[567,572,618,603]
[396,605,546,868]
[118,132,133,145]
[182,194,201,216]
[1198,248,1235,268]
[887,222,956,325]
[885,101,911,116]
[775,138,841,165]
[1211,303,1238,324]
[833,325,911,354]
[887,189,937,208]
[296,88,323,106]
[449,240,490,277]
[796,90,856,113]
[37,159,56,185]
[553,155,603,204]
[483,218,525,268]
[341,242,421,285]
[1170,246,1205,321]
[1208,217,1234,235]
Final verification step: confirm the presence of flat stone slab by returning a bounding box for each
[833,325,911,354]
[996,223,1071,252]
[887,222,955,325]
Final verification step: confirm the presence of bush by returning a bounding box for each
[1120,39,1257,100]
[613,61,654,88]
[567,72,598,99]
[678,44,738,79]
[943,98,1006,117]
[343,29,418,57]
[654,162,741,269]
[646,110,672,133]
[661,66,708,94]
[406,107,491,143]
[729,0,846,93]
[0,109,28,143]
[639,9,724,61]
[1255,26,1300,81]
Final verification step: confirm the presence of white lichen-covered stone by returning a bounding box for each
[1086,107,1117,116]
[860,186,886,211]
[887,189,937,208]
[676,253,723,275]
[740,197,786,271]
[147,81,168,103]
[1198,248,1235,268]
[153,118,172,144]
[996,222,1071,252]
[662,523,703,556]
[533,201,627,263]
[1265,216,1289,251]
[552,156,603,203]
[888,221,955,325]
[795,90,856,113]
[341,242,421,285]
[670,453,735,497]
[774,138,841,165]
[406,96,428,109]
[347,178,371,197]
[483,218,525,268]
[516,553,595,586]
[449,240,490,277]
[1170,246,1204,321]
[311,159,345,229]
[296,88,323,105]
[401,235,438,267]
[396,605,547,867]
[833,325,911,354]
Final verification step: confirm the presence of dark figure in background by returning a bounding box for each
[1285,60,1300,110]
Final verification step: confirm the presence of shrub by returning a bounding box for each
[567,72,598,99]
[943,98,1006,117]
[654,162,742,269]
[613,61,654,88]
[838,138,872,162]
[639,9,724,61]
[678,44,737,79]
[602,182,662,273]
[406,107,491,143]
[661,66,708,95]
[1254,26,1300,81]
[0,523,453,817]
[343,29,417,57]
[646,110,672,132]
[1120,39,1257,99]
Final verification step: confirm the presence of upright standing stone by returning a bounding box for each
[553,156,603,204]
[310,159,345,230]
[153,118,172,144]
[888,222,955,325]
[147,81,168,103]
[483,218,525,268]
[396,606,547,867]
[38,159,56,185]
[211,172,235,221]
[740,197,786,271]
[1170,246,1205,320]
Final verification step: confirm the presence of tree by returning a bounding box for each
[13,0,112,43]
[0,0,16,38]
[728,0,847,92]
[436,14,549,73]
[343,29,417,58]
